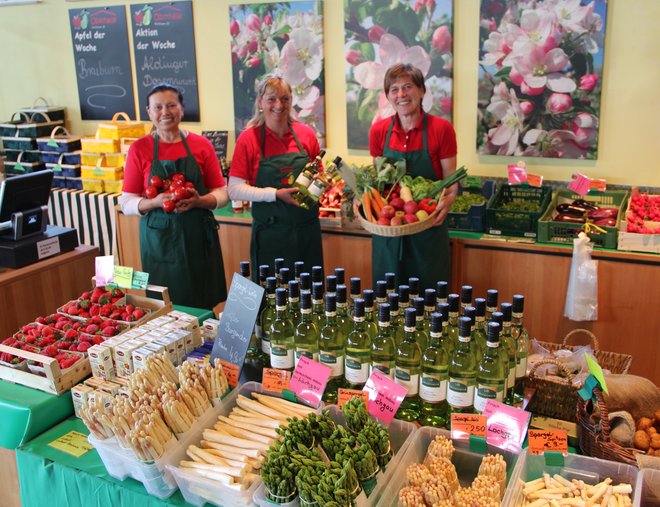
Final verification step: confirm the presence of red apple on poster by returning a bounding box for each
[73,16,82,28]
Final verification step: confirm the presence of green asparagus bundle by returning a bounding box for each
[307,409,336,443]
[342,396,369,433]
[275,416,313,453]
[311,461,352,507]
[260,451,297,503]
[359,420,392,468]
[321,424,357,461]
[338,439,379,482]
[292,444,327,505]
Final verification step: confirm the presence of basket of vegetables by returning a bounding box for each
[486,184,553,238]
[446,180,496,232]
[348,157,468,237]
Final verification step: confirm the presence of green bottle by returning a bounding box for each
[374,280,388,307]
[474,298,488,357]
[486,289,498,322]
[474,322,507,413]
[345,298,371,389]
[255,264,271,365]
[260,276,277,365]
[293,261,305,283]
[336,284,353,338]
[279,267,291,292]
[419,312,449,427]
[436,280,449,306]
[408,277,420,301]
[447,293,461,352]
[349,277,362,317]
[269,288,295,371]
[395,308,422,421]
[388,292,405,347]
[371,303,396,379]
[311,282,325,329]
[240,261,264,382]
[385,272,397,294]
[288,280,301,325]
[460,285,473,316]
[398,285,411,312]
[423,288,437,336]
[412,297,429,352]
[311,265,324,289]
[512,294,530,404]
[319,294,346,403]
[274,258,285,286]
[299,272,311,292]
[446,317,478,415]
[493,307,517,405]
[294,290,319,366]
[465,306,486,359]
[361,289,379,341]
[436,303,452,355]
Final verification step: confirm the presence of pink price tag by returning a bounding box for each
[483,400,531,452]
[507,163,528,185]
[568,173,591,196]
[363,369,408,424]
[288,355,331,407]
[95,256,115,286]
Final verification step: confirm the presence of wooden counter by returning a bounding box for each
[0,245,98,339]
[115,210,660,384]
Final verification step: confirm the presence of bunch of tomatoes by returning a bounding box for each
[144,173,195,213]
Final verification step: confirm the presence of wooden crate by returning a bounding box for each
[0,344,91,395]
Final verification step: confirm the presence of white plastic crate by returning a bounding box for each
[633,468,660,507]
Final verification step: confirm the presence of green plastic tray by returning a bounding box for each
[486,185,552,238]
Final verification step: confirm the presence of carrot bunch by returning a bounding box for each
[361,187,387,223]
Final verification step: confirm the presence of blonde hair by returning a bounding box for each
[246,74,295,129]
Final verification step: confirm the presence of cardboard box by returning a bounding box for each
[98,380,122,396]
[132,347,155,370]
[83,376,105,390]
[153,337,177,365]
[71,383,94,418]
[88,344,115,379]
[115,339,146,378]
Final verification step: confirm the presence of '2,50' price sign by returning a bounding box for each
[451,413,487,440]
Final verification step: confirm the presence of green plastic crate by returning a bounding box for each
[486,185,552,238]
[446,180,496,232]
[537,189,628,249]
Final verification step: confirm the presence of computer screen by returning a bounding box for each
[0,170,53,222]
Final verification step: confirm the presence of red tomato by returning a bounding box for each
[184,181,195,190]
[174,187,190,201]
[162,179,171,191]
[169,180,183,191]
[172,173,186,184]
[144,186,158,199]
[162,199,176,213]
[149,175,164,189]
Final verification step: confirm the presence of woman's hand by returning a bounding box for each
[175,189,218,212]
[276,187,301,207]
[138,191,169,214]
[433,186,457,226]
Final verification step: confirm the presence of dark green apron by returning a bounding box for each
[139,133,227,309]
[372,114,450,290]
[250,125,323,278]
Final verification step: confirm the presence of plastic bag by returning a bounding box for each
[564,232,598,321]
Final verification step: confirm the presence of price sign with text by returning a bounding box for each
[507,163,528,185]
[113,265,134,289]
[48,431,93,458]
[363,369,407,424]
[219,360,239,387]
[337,388,369,409]
[589,179,607,192]
[262,368,291,393]
[568,173,591,196]
[527,173,543,187]
[483,400,531,452]
[451,413,487,440]
[528,429,568,455]
[289,355,330,407]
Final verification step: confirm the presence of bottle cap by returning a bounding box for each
[430,312,442,333]
[385,272,396,291]
[300,290,312,309]
[436,280,448,299]
[362,289,374,308]
[408,277,420,294]
[398,285,410,304]
[404,307,417,328]
[266,276,277,294]
[500,302,513,321]
[448,293,460,312]
[461,285,473,304]
[459,316,472,337]
[275,287,287,306]
[334,268,345,285]
[332,155,342,166]
[464,306,476,325]
[258,264,270,282]
[318,149,327,159]
[436,302,449,322]
[375,280,387,299]
[311,265,324,284]
[474,298,486,317]
[350,277,361,296]
[413,297,425,316]
[326,275,337,293]
[294,261,305,278]
[491,311,503,326]
[312,281,324,300]
[378,303,390,323]
[487,289,498,307]
[288,280,300,298]
[487,322,501,343]
[239,261,250,278]
[325,293,337,312]
[512,294,525,313]
[387,292,399,312]
[353,298,365,318]
[336,285,347,304]
[279,267,291,285]
[424,288,436,307]
[274,258,285,272]
[299,272,311,291]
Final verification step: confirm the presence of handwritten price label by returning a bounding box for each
[219,360,239,387]
[113,265,134,289]
[568,173,591,196]
[337,388,369,409]
[289,355,331,407]
[363,369,407,424]
[526,173,543,187]
[528,429,568,455]
[48,431,93,458]
[262,368,291,393]
[451,413,487,440]
[483,400,531,452]
[589,179,607,192]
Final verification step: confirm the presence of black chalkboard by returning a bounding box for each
[201,131,228,160]
[211,273,265,376]
[131,1,200,121]
[69,6,136,120]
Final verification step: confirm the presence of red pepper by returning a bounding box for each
[419,198,437,213]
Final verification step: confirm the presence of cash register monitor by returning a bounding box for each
[0,170,53,239]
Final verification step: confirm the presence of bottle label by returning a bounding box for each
[308,180,328,198]
[270,346,294,369]
[419,373,447,403]
[345,356,369,384]
[294,172,313,188]
[255,324,263,339]
[261,335,271,355]
[404,326,415,333]
[516,355,528,378]
[394,368,419,396]
[447,377,475,408]
[295,349,318,367]
[370,362,393,378]
[319,351,344,377]
[474,382,505,412]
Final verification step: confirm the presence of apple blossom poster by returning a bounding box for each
[477,0,608,159]
[344,0,454,150]
[229,1,325,145]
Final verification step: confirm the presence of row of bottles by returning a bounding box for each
[238,260,530,426]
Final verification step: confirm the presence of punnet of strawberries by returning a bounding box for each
[627,193,660,234]
[29,348,82,371]
[60,300,149,323]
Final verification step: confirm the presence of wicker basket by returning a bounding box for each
[525,358,580,422]
[577,386,639,466]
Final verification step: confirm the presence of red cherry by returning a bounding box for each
[144,186,158,199]
[150,175,164,189]
[162,199,176,213]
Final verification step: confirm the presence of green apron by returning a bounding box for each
[372,114,450,290]
[250,125,323,278]
[139,133,227,309]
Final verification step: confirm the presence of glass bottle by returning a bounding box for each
[436,281,449,306]
[465,306,486,358]
[325,275,337,299]
[274,258,285,286]
[299,272,311,292]
[304,156,343,208]
[385,272,396,294]
[374,280,388,307]
[387,292,404,347]
[446,316,478,415]
[311,281,325,329]
[269,288,295,371]
[294,290,319,366]
[319,293,346,403]
[311,265,324,289]
[336,284,353,338]
[293,150,326,196]
[436,302,452,355]
[408,277,420,301]
[240,261,264,382]
[412,297,429,351]
[349,277,361,317]
[256,264,271,365]
[423,288,436,336]
[258,264,270,287]
[512,294,530,403]
[260,276,277,365]
[334,267,345,286]
[486,289,498,322]
[447,293,461,352]
[287,280,301,325]
[419,312,449,427]
[345,298,371,390]
[361,289,378,341]
[370,303,396,379]
[395,308,422,421]
[279,267,291,293]
[474,322,507,414]
[460,285,473,316]
[398,285,410,312]
[293,261,305,283]
[239,261,251,279]
[493,308,516,405]
[473,298,488,357]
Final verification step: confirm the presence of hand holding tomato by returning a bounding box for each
[174,188,200,213]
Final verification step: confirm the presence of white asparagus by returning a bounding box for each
[235,395,289,419]
[218,416,279,437]
[179,459,246,478]
[202,429,270,450]
[226,413,285,429]
[214,422,274,445]
[251,393,315,416]
[200,440,262,458]
[179,465,235,485]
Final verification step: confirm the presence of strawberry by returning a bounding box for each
[80,335,93,343]
[89,305,100,317]
[85,324,99,334]
[111,288,124,298]
[102,326,116,337]
[79,299,91,310]
[43,345,58,357]
[68,307,80,316]
[81,291,91,300]
[92,336,105,345]
[42,326,54,337]
[109,311,122,320]
[25,336,36,344]
[90,293,101,304]
[132,309,145,320]
[77,342,91,352]
[125,304,135,314]
[64,329,79,340]
[56,341,71,350]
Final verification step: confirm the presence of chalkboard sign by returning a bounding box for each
[69,6,136,120]
[201,131,228,160]
[131,1,200,121]
[211,273,265,377]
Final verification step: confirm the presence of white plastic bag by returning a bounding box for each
[564,232,598,321]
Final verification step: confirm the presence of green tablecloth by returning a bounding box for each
[16,417,193,507]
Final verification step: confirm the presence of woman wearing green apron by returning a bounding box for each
[228,75,324,278]
[369,64,458,290]
[120,84,228,309]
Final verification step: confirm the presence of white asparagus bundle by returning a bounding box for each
[189,359,229,401]
[424,435,455,464]
[80,399,115,440]
[478,453,507,498]
[161,394,196,434]
[125,410,174,461]
[519,474,633,507]
[178,380,211,417]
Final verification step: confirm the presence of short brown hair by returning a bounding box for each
[383,64,426,95]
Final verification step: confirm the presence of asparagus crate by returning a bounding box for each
[375,425,520,507]
[537,189,628,249]
[446,180,496,232]
[486,185,552,238]
[502,449,639,507]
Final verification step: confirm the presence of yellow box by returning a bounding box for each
[81,165,123,181]
[81,137,119,154]
[81,152,124,167]
[82,179,105,192]
[104,179,123,194]
[97,112,147,141]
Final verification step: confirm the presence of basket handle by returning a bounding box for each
[562,329,600,352]
[32,97,50,107]
[29,112,52,124]
[527,358,576,384]
[111,112,133,123]
[58,153,66,165]
[16,151,25,164]
[10,111,31,123]
[50,126,70,139]
[591,387,611,441]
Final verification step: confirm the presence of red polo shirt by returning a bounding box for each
[369,113,457,179]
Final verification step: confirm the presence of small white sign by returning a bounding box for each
[37,237,61,260]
